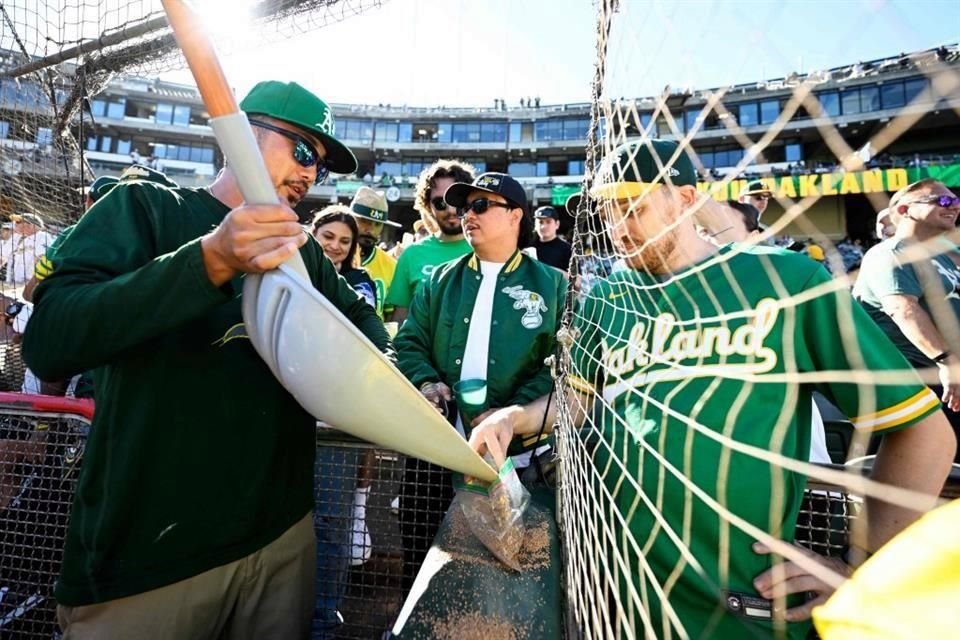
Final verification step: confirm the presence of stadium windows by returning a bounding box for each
[90,99,106,118]
[534,120,563,141]
[568,159,585,175]
[0,121,8,139]
[880,82,905,110]
[116,139,131,155]
[375,161,401,176]
[737,102,758,127]
[509,122,522,142]
[155,103,173,125]
[436,124,452,143]
[639,113,652,132]
[759,100,780,124]
[173,105,191,127]
[684,110,700,132]
[398,122,413,142]
[201,147,214,163]
[153,143,166,158]
[451,122,481,143]
[99,136,112,152]
[785,141,803,163]
[860,86,880,112]
[508,161,537,177]
[562,118,589,140]
[375,122,399,143]
[904,78,927,103]
[817,91,840,118]
[480,122,507,142]
[190,146,206,162]
[166,144,178,159]
[106,99,126,119]
[698,150,714,169]
[339,119,374,142]
[35,127,53,146]
[841,89,861,115]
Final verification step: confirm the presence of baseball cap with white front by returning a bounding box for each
[591,139,697,200]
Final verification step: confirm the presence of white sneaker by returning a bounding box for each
[350,487,372,566]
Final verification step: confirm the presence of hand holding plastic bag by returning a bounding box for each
[455,457,531,571]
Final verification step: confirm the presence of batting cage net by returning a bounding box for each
[0,0,384,391]
[556,1,960,639]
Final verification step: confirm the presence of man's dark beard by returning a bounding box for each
[358,234,377,258]
[438,219,462,237]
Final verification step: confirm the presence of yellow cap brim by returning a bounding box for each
[589,181,662,200]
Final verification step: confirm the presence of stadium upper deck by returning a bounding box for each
[1,43,958,238]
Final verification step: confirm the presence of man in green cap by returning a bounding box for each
[23,81,391,638]
[466,139,955,640]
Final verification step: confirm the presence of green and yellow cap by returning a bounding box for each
[350,186,401,227]
[240,80,358,175]
[591,139,697,200]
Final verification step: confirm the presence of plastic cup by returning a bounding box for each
[454,378,488,410]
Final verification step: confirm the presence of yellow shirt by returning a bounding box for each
[361,246,396,318]
[813,498,960,639]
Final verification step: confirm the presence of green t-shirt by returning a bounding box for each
[385,235,471,308]
[568,244,939,640]
[23,181,391,606]
[853,237,960,367]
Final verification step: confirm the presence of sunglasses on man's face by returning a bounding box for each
[458,198,514,218]
[912,194,960,208]
[430,196,451,211]
[249,119,329,185]
[749,193,771,201]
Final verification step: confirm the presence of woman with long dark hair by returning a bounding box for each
[311,205,377,309]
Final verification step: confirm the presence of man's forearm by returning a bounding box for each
[507,388,593,436]
[862,412,955,555]
[889,301,950,358]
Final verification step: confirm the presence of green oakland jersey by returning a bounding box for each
[360,245,396,318]
[568,244,939,640]
[385,235,471,309]
[22,181,391,606]
[853,237,960,367]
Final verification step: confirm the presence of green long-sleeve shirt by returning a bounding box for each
[395,250,566,452]
[23,181,391,606]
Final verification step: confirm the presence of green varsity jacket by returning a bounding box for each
[396,250,567,448]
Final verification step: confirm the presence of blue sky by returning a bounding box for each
[162,0,960,107]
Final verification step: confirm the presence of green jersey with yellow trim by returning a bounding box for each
[568,244,939,640]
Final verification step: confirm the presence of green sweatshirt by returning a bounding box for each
[23,181,392,606]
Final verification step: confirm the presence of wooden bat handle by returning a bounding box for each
[160,0,238,118]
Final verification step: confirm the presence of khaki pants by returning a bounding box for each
[57,513,316,640]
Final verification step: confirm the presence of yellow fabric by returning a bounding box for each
[589,181,662,200]
[813,499,960,639]
[360,246,396,318]
[807,244,826,261]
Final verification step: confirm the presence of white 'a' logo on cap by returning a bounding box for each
[315,109,333,135]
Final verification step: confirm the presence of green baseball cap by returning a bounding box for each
[240,80,358,175]
[740,179,773,197]
[88,175,119,202]
[591,139,697,200]
[119,164,179,189]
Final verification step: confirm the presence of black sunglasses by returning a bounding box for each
[430,196,450,211]
[249,118,329,185]
[912,194,960,208]
[458,197,515,218]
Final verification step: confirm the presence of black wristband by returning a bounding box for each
[934,351,951,364]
